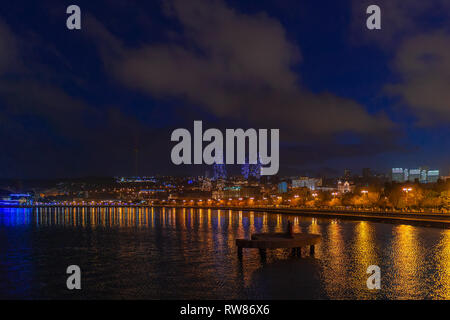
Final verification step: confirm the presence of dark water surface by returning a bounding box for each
[1,207,450,299]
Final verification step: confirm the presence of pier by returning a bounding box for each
[236,232,321,262]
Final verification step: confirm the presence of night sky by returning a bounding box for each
[0,0,449,179]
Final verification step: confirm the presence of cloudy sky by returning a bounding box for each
[0,0,449,178]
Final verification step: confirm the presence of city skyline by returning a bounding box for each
[0,163,447,182]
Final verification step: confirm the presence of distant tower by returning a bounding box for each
[344,169,351,180]
[133,134,140,177]
[212,151,226,180]
[242,157,261,180]
[241,162,250,179]
[250,158,262,180]
[362,168,371,179]
[213,163,227,180]
[134,147,139,177]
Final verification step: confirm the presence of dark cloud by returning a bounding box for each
[0,78,177,178]
[88,0,394,140]
[386,32,450,126]
[0,18,174,178]
[1,1,424,178]
[351,0,450,126]
[351,0,450,46]
[0,19,19,74]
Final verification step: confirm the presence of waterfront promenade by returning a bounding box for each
[156,205,450,229]
[3,203,450,228]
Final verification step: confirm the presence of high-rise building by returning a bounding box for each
[292,177,322,190]
[344,169,351,180]
[420,169,427,183]
[241,157,261,180]
[391,167,440,183]
[249,160,262,180]
[362,168,372,179]
[213,163,227,180]
[212,151,226,180]
[278,182,288,193]
[408,168,421,182]
[392,168,404,182]
[403,168,409,182]
[241,162,250,179]
[427,170,440,183]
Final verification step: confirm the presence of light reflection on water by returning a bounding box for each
[1,207,450,299]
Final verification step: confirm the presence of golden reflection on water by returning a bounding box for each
[308,218,319,234]
[207,208,211,229]
[321,221,347,298]
[262,213,268,233]
[390,224,423,299]
[434,230,450,299]
[11,206,450,299]
[275,214,282,232]
[249,212,255,234]
[351,222,378,299]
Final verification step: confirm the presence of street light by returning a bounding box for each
[402,187,413,208]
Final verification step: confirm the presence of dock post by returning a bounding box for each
[259,248,267,263]
[310,245,315,256]
[237,247,243,260]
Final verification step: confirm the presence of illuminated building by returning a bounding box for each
[278,182,288,193]
[420,169,426,183]
[201,178,212,191]
[392,168,404,183]
[0,191,33,206]
[138,189,167,200]
[427,170,440,183]
[212,186,261,199]
[292,177,322,190]
[408,169,421,182]
[241,162,250,179]
[116,176,157,183]
[249,159,262,180]
[241,157,262,180]
[337,181,354,193]
[213,163,227,180]
[212,151,227,180]
[391,167,440,183]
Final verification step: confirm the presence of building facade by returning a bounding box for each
[292,177,322,190]
[391,167,440,183]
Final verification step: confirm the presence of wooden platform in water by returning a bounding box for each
[236,232,321,261]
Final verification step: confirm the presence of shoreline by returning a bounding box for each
[2,204,450,229]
